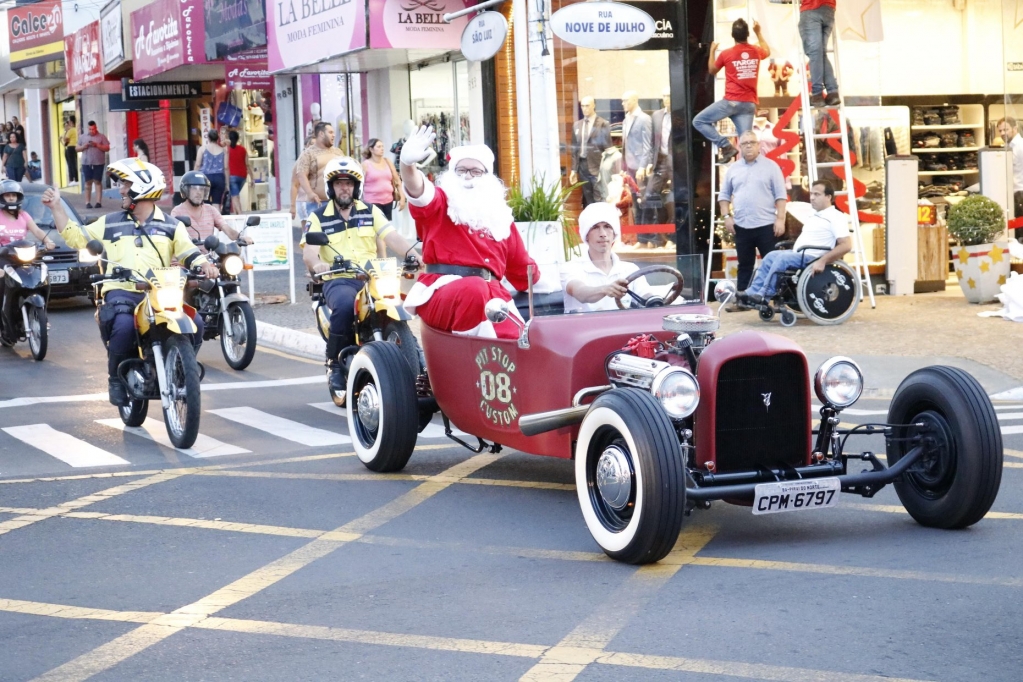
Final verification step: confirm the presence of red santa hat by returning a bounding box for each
[578,202,621,242]
[447,144,495,175]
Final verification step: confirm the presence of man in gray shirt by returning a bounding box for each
[718,130,787,292]
[77,120,111,209]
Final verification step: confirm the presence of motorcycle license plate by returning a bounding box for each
[752,478,840,515]
[48,271,69,284]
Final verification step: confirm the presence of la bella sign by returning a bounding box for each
[550,1,654,50]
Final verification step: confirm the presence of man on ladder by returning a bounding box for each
[798,0,840,108]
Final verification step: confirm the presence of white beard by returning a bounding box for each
[437,171,514,241]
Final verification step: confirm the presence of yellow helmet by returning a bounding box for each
[107,158,166,204]
[323,156,363,200]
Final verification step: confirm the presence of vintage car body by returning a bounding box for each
[345,272,1003,566]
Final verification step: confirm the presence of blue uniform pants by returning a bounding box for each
[104,290,204,371]
[323,278,366,348]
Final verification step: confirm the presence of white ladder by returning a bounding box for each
[795,9,876,308]
[704,122,738,302]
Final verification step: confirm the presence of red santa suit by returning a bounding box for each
[404,180,539,338]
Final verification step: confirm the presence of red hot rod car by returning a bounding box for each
[342,258,1003,565]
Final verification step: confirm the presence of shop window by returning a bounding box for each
[410,60,472,177]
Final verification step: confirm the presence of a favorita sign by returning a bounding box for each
[8,0,64,69]
[64,21,104,94]
[131,0,204,80]
[550,1,654,50]
[267,0,365,71]
[225,47,272,89]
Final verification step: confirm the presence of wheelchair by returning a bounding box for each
[746,242,860,327]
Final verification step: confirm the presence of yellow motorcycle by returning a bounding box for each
[87,239,203,448]
[304,231,422,407]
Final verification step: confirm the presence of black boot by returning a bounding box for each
[326,334,349,407]
[107,353,130,406]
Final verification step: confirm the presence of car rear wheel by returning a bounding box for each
[347,341,418,472]
[886,366,1002,529]
[575,388,685,564]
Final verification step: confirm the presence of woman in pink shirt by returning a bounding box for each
[361,138,404,220]
[0,180,54,248]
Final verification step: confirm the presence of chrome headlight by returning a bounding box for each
[14,246,36,263]
[221,254,244,276]
[814,356,863,408]
[79,248,100,263]
[651,368,701,419]
[156,288,184,310]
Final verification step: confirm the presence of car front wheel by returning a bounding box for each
[347,341,418,472]
[575,388,685,564]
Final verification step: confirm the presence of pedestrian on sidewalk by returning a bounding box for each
[10,117,24,145]
[799,0,840,108]
[77,121,111,209]
[294,122,343,214]
[362,138,404,220]
[227,131,251,215]
[27,152,42,183]
[195,130,228,207]
[62,117,78,185]
[694,19,771,164]
[718,131,787,293]
[2,133,28,182]
[133,139,150,163]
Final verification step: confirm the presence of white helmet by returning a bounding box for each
[323,156,364,200]
[107,158,166,205]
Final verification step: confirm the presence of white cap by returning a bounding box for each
[448,144,495,175]
[578,202,621,242]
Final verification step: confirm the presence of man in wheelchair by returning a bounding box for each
[561,202,654,313]
[738,180,851,307]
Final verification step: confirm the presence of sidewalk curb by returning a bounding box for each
[256,321,324,361]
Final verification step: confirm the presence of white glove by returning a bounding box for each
[400,125,436,167]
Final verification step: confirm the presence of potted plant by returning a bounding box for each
[946,195,1009,303]
[508,175,583,292]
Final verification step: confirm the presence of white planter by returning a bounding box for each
[513,221,565,293]
[954,241,1011,304]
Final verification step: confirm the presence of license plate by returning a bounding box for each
[48,271,69,284]
[752,477,840,515]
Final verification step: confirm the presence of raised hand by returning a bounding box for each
[400,125,436,167]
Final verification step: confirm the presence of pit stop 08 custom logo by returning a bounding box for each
[475,346,519,426]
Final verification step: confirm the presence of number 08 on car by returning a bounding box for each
[753,477,841,515]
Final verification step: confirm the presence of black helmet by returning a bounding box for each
[0,179,24,213]
[179,170,211,205]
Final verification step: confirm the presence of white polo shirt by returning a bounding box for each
[794,205,850,258]
[561,250,653,313]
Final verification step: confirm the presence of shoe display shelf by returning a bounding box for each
[911,103,983,180]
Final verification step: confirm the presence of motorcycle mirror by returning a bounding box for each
[84,216,98,225]
[203,235,220,251]
[714,280,737,316]
[178,216,192,228]
[86,239,105,257]
[484,299,510,324]
[304,231,329,246]
[246,216,261,226]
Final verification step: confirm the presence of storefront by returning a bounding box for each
[224,47,276,212]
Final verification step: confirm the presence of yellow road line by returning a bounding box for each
[193,468,575,491]
[31,453,501,682]
[596,651,933,682]
[688,556,1023,587]
[1005,462,1023,469]
[0,471,159,485]
[195,616,548,658]
[849,503,1023,520]
[0,598,161,625]
[61,511,324,539]
[1004,449,1023,460]
[254,345,323,365]
[0,471,187,538]
[519,526,718,681]
[353,533,608,563]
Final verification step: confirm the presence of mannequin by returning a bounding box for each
[569,96,610,207]
[304,102,322,141]
[638,87,673,248]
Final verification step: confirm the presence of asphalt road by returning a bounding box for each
[1,297,1021,681]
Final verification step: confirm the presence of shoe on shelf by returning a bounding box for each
[824,91,841,107]
[85,203,93,209]
[718,143,739,163]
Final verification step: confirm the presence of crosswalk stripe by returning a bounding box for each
[1,424,129,468]
[996,412,1023,421]
[306,402,471,440]
[1001,425,1023,435]
[208,407,350,446]
[95,419,250,458]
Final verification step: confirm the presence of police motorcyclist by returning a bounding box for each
[300,157,416,397]
[0,179,55,342]
[170,171,253,246]
[42,160,218,406]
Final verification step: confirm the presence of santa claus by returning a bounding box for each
[399,125,539,338]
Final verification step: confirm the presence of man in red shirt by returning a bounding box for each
[693,18,771,163]
[799,0,840,108]
[398,126,538,339]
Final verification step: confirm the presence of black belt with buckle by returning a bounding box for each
[425,264,493,281]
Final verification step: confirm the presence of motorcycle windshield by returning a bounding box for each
[368,258,401,299]
[524,252,706,318]
[152,267,185,290]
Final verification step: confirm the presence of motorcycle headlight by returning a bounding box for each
[14,246,36,263]
[221,254,244,276]
[79,248,101,263]
[814,357,863,408]
[651,368,701,420]
[156,288,184,310]
[374,275,401,299]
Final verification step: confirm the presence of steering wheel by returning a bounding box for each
[616,265,684,309]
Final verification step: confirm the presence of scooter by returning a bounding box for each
[87,239,204,449]
[0,238,50,361]
[304,230,422,407]
[188,215,260,370]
